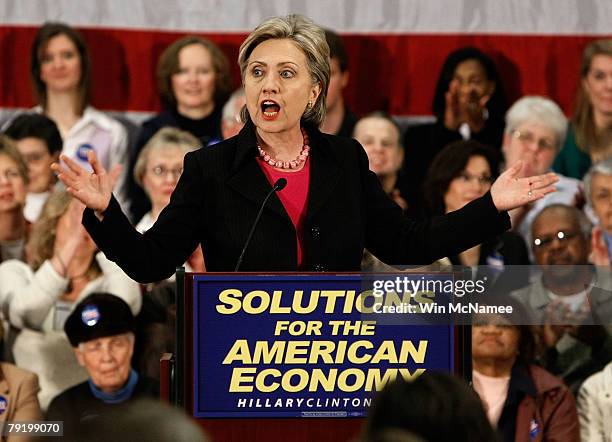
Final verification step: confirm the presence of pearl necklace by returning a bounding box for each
[257,128,310,169]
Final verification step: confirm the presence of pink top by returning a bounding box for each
[258,157,311,267]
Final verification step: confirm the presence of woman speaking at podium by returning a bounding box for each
[53,15,556,282]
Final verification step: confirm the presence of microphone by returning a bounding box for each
[234,178,287,271]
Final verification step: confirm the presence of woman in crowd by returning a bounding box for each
[127,36,232,222]
[0,136,28,263]
[499,96,580,245]
[53,15,555,281]
[131,127,204,378]
[4,113,62,223]
[554,39,612,179]
[424,140,529,269]
[577,359,612,441]
[583,157,612,265]
[47,293,158,439]
[353,112,407,210]
[0,342,42,439]
[399,47,508,213]
[132,126,205,271]
[472,302,580,441]
[0,190,140,409]
[30,22,129,210]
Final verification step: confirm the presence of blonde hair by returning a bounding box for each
[27,190,100,274]
[238,15,330,127]
[573,39,612,154]
[133,127,200,187]
[0,135,29,185]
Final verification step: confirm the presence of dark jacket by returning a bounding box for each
[497,365,579,442]
[398,118,504,213]
[126,107,223,222]
[84,121,510,282]
[46,376,158,439]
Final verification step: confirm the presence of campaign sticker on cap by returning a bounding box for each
[76,143,93,161]
[0,396,7,415]
[81,305,100,327]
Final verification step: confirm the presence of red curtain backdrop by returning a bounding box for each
[0,25,605,117]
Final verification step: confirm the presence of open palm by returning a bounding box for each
[490,161,558,211]
[52,151,117,213]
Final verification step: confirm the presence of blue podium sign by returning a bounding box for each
[192,274,456,418]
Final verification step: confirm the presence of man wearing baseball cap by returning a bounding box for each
[46,292,158,436]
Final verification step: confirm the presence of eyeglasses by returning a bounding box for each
[0,169,22,181]
[512,130,556,152]
[533,230,580,249]
[149,166,183,179]
[457,173,494,186]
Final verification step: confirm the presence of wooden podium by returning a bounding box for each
[160,269,471,442]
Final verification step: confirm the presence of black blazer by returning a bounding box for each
[83,121,510,282]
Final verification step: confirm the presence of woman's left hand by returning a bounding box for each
[490,161,558,211]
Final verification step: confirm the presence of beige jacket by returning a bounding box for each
[0,363,42,442]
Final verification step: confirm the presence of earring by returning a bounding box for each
[307,101,313,109]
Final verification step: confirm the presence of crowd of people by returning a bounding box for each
[0,14,611,442]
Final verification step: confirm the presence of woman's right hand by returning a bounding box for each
[52,151,113,213]
[444,79,489,133]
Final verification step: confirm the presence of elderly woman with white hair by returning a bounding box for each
[132,126,205,271]
[583,158,612,265]
[133,127,200,233]
[501,96,583,243]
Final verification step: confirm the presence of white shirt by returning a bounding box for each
[0,252,141,409]
[578,361,612,442]
[23,191,50,223]
[32,106,130,213]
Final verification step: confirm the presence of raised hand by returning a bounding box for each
[444,80,489,133]
[443,80,462,131]
[490,161,558,212]
[589,225,611,266]
[463,91,489,132]
[51,151,113,213]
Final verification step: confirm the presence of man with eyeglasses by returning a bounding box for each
[510,204,612,394]
[501,96,582,249]
[46,292,158,437]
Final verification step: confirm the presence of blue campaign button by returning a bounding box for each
[76,143,94,161]
[81,305,100,327]
[0,395,7,414]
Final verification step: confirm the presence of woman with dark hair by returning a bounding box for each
[400,47,507,213]
[472,300,580,442]
[553,39,612,180]
[364,371,499,442]
[127,36,231,222]
[29,22,129,210]
[424,140,529,268]
[4,113,62,222]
